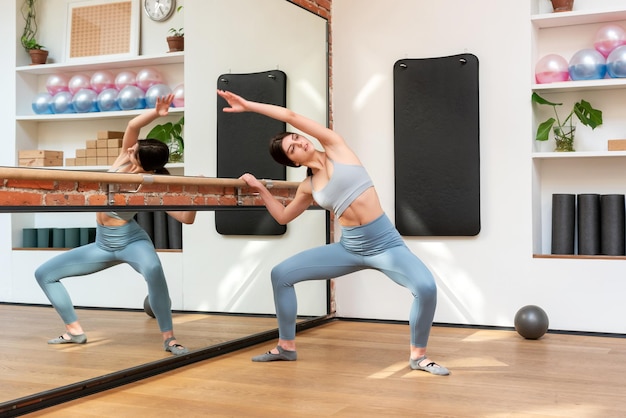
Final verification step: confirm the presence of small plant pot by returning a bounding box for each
[550,0,573,12]
[28,49,48,65]
[167,36,184,52]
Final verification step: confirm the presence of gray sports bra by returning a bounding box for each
[105,162,137,221]
[311,159,374,218]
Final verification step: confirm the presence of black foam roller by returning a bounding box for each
[551,194,575,255]
[600,194,625,256]
[167,214,183,249]
[577,194,600,255]
[153,211,168,249]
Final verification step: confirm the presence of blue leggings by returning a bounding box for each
[35,220,173,332]
[271,213,437,347]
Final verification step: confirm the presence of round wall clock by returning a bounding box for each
[144,0,176,22]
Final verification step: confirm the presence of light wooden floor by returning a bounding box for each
[0,304,279,406]
[16,320,626,417]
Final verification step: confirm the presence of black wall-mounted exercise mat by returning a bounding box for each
[393,54,480,236]
[216,70,287,235]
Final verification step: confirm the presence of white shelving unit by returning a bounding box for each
[531,6,626,257]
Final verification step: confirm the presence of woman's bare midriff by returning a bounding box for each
[336,187,384,227]
[96,212,130,227]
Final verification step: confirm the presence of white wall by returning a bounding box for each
[332,0,626,334]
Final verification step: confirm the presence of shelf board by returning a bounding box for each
[17,163,184,172]
[16,52,184,75]
[534,254,626,260]
[532,151,626,159]
[531,9,626,28]
[17,107,184,122]
[532,78,626,93]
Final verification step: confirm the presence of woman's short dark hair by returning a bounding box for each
[269,132,297,167]
[137,139,170,174]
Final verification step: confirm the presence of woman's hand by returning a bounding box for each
[239,173,264,190]
[218,90,248,113]
[155,94,174,116]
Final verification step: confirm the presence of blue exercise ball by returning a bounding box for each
[117,85,146,110]
[97,88,120,112]
[32,92,53,114]
[569,49,607,80]
[607,45,626,78]
[72,88,98,113]
[514,305,549,339]
[50,91,75,114]
[145,83,172,108]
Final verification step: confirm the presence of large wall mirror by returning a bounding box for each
[1,0,328,411]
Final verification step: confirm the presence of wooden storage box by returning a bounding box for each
[608,139,626,151]
[18,150,63,167]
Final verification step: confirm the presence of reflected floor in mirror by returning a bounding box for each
[0,303,283,404]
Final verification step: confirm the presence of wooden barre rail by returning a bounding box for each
[0,166,300,190]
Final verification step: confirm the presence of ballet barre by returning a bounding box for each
[0,166,303,212]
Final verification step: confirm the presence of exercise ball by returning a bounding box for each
[46,73,70,95]
[535,54,569,83]
[569,49,607,80]
[117,85,146,110]
[143,295,171,318]
[68,74,91,95]
[50,91,75,114]
[71,88,98,113]
[607,45,626,78]
[144,295,155,318]
[172,83,184,107]
[594,24,626,58]
[145,83,172,108]
[90,70,115,93]
[136,68,163,91]
[32,92,53,114]
[514,305,549,339]
[96,88,120,111]
[115,70,136,90]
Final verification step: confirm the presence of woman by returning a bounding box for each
[217,89,449,375]
[35,94,196,356]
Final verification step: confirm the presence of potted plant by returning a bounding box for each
[532,92,603,152]
[549,0,574,12]
[167,6,184,52]
[21,0,48,65]
[146,116,184,162]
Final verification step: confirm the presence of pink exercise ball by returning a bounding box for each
[594,24,626,58]
[535,54,569,83]
[68,74,91,95]
[115,70,136,90]
[135,68,163,91]
[172,83,184,107]
[46,74,70,95]
[90,70,115,93]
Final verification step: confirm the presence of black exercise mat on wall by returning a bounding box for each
[216,70,287,235]
[393,54,480,236]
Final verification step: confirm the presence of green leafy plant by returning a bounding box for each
[20,0,44,51]
[146,116,184,162]
[531,92,603,151]
[168,6,184,37]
